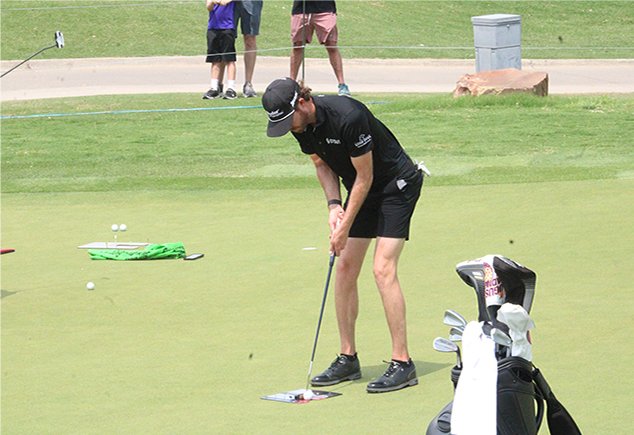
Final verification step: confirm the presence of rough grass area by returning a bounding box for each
[2,93,633,193]
[1,1,632,60]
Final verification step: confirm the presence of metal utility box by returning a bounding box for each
[472,14,522,72]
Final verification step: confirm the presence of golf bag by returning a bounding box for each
[426,357,544,435]
[427,256,582,435]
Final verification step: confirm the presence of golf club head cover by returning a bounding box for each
[493,256,536,313]
[497,303,535,360]
[456,256,537,322]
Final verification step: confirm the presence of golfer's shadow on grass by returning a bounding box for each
[327,361,452,391]
[2,289,18,299]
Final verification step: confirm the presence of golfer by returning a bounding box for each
[262,78,426,393]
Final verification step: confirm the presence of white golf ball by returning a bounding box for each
[120,224,127,231]
[111,224,119,231]
[87,282,95,290]
[303,390,314,400]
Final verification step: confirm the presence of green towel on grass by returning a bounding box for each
[88,242,186,260]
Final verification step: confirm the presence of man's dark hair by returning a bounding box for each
[299,84,312,101]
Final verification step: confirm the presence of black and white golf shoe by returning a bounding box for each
[366,359,418,393]
[311,354,362,386]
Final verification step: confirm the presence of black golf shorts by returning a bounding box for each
[348,169,423,240]
[206,29,237,63]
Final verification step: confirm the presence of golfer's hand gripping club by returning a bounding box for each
[329,213,344,256]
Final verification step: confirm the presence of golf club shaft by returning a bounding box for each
[306,252,336,390]
[1,44,56,78]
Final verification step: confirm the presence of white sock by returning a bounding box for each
[227,80,236,90]
[211,79,219,90]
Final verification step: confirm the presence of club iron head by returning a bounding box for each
[433,337,462,367]
[449,333,463,342]
[491,328,512,347]
[433,337,458,353]
[443,310,467,328]
[449,327,463,342]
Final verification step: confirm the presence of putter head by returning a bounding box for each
[55,31,64,49]
[443,310,467,328]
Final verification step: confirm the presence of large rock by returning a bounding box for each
[453,68,548,97]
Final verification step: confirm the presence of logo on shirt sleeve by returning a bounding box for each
[354,134,372,148]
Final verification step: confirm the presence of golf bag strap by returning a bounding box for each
[532,364,583,435]
[533,372,546,433]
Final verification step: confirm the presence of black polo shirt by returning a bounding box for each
[292,95,415,193]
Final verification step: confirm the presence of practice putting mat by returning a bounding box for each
[77,242,149,250]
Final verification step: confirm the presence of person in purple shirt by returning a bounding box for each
[203,0,238,100]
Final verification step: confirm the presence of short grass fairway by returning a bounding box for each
[2,93,634,434]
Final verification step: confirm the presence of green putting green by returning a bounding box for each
[2,178,632,434]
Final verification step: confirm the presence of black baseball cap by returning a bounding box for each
[262,78,301,137]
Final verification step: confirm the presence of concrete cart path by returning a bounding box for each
[1,56,633,101]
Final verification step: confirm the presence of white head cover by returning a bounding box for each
[497,303,536,361]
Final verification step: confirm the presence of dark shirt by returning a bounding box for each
[292,0,336,15]
[292,95,416,193]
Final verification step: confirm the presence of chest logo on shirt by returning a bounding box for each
[326,138,341,145]
[355,134,372,148]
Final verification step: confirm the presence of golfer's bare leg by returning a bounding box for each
[373,237,409,362]
[324,40,345,84]
[335,237,371,356]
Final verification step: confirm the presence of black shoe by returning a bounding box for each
[202,87,223,99]
[311,355,362,386]
[223,88,237,100]
[366,360,418,393]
